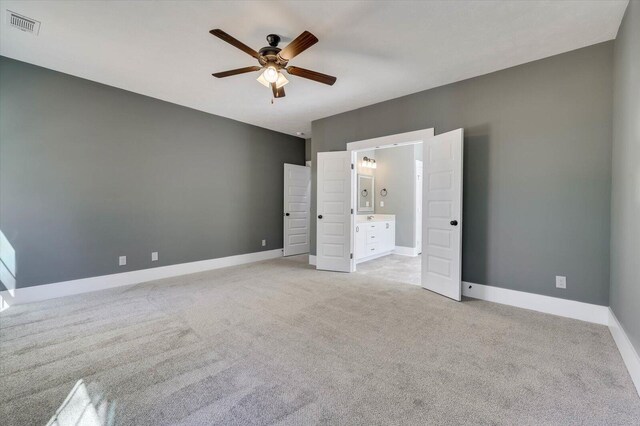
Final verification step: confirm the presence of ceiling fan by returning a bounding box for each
[209,29,337,99]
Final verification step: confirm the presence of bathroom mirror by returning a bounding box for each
[358,175,374,212]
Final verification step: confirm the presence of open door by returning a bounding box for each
[283,163,311,256]
[316,151,353,272]
[421,129,463,300]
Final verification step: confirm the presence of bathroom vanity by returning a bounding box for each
[355,214,396,263]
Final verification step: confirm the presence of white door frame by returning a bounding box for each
[415,160,423,254]
[346,128,435,272]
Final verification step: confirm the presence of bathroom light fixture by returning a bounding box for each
[361,156,377,169]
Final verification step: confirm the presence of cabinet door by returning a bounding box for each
[355,224,367,260]
[383,221,396,252]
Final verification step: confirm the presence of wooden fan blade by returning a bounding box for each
[278,31,318,61]
[271,83,285,98]
[209,29,260,59]
[212,66,261,78]
[285,66,336,86]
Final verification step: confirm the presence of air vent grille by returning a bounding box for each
[7,10,40,35]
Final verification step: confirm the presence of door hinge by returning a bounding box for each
[351,208,354,214]
[351,163,354,170]
[350,253,353,259]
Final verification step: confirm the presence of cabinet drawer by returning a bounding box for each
[366,242,380,254]
[366,223,380,231]
[366,228,382,242]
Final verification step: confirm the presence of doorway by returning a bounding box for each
[352,143,423,286]
[316,128,464,301]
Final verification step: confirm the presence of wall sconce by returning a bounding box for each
[361,156,377,169]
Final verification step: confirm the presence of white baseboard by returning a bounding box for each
[1,249,283,306]
[608,308,640,397]
[462,281,609,325]
[309,255,316,266]
[355,250,395,264]
[393,246,419,257]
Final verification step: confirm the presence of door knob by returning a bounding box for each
[285,213,290,216]
[450,220,458,226]
[318,215,323,219]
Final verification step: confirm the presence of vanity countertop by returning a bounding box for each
[357,214,396,223]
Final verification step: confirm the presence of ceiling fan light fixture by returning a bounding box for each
[275,72,289,89]
[256,73,270,88]
[262,65,279,83]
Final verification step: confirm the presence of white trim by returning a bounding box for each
[1,249,283,305]
[393,246,419,257]
[608,308,640,396]
[308,255,317,266]
[355,250,394,264]
[462,281,609,325]
[346,128,435,152]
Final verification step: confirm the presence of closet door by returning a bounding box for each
[383,221,395,252]
[421,129,464,301]
[316,151,354,272]
[283,164,311,256]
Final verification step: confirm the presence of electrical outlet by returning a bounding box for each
[556,275,567,289]
[380,201,384,207]
[151,252,158,261]
[262,239,266,247]
[119,256,127,266]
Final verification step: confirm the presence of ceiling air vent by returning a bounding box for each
[7,10,40,35]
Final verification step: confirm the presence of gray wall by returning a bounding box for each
[374,145,417,248]
[610,1,640,351]
[305,138,311,162]
[0,56,304,289]
[311,41,613,306]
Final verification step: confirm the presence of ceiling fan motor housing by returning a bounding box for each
[266,34,281,47]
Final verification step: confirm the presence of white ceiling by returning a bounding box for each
[0,0,628,137]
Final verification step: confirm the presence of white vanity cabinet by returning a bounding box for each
[355,215,395,263]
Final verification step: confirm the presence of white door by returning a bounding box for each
[415,160,423,254]
[422,129,463,300]
[284,164,311,256]
[316,151,353,272]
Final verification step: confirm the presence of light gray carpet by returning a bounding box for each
[1,255,639,425]
[356,254,421,286]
